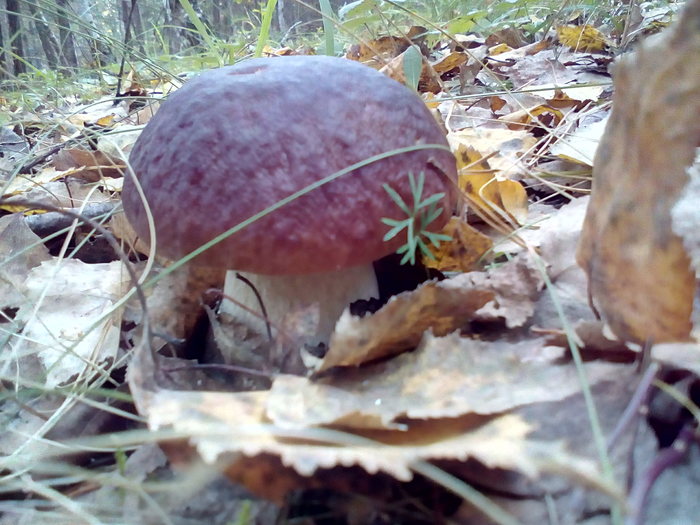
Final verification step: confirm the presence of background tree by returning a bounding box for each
[120,0,145,56]
[25,0,61,70]
[54,0,79,69]
[0,10,7,79]
[6,0,27,75]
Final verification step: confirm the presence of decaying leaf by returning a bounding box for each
[471,252,544,328]
[577,1,700,343]
[269,332,625,429]
[128,329,622,506]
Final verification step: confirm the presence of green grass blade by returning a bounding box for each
[254,0,279,58]
[319,0,336,56]
[403,45,422,91]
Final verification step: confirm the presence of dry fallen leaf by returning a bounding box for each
[432,51,468,75]
[557,24,609,52]
[551,114,609,166]
[423,216,493,272]
[13,259,128,387]
[322,277,494,370]
[470,252,544,328]
[451,140,531,225]
[577,2,700,343]
[269,332,625,429]
[449,127,537,179]
[345,35,408,67]
[321,252,542,371]
[128,331,622,507]
[499,104,564,132]
[0,214,51,309]
[52,148,125,180]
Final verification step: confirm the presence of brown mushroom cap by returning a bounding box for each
[122,55,457,274]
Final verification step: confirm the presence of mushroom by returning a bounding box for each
[121,55,457,354]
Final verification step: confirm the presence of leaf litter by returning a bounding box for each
[2,1,700,523]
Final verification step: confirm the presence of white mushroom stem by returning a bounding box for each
[219,264,378,350]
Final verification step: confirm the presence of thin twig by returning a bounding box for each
[626,424,695,525]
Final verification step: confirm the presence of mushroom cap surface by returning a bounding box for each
[122,55,457,274]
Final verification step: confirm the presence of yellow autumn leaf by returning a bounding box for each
[423,217,493,272]
[557,24,608,52]
[432,51,468,74]
[452,143,529,226]
[497,179,529,224]
[95,114,116,128]
[499,104,564,131]
[488,43,512,55]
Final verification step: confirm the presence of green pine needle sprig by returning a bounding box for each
[382,171,452,265]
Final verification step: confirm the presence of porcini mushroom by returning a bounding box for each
[122,55,457,353]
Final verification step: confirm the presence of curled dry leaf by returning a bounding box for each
[322,252,542,372]
[577,0,700,343]
[321,276,493,370]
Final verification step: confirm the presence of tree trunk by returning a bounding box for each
[164,0,204,53]
[277,0,287,35]
[75,0,115,67]
[120,0,145,55]
[0,12,7,79]
[211,0,221,35]
[55,0,79,69]
[130,1,145,55]
[6,0,27,75]
[25,0,61,69]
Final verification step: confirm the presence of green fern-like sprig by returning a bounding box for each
[382,172,452,265]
